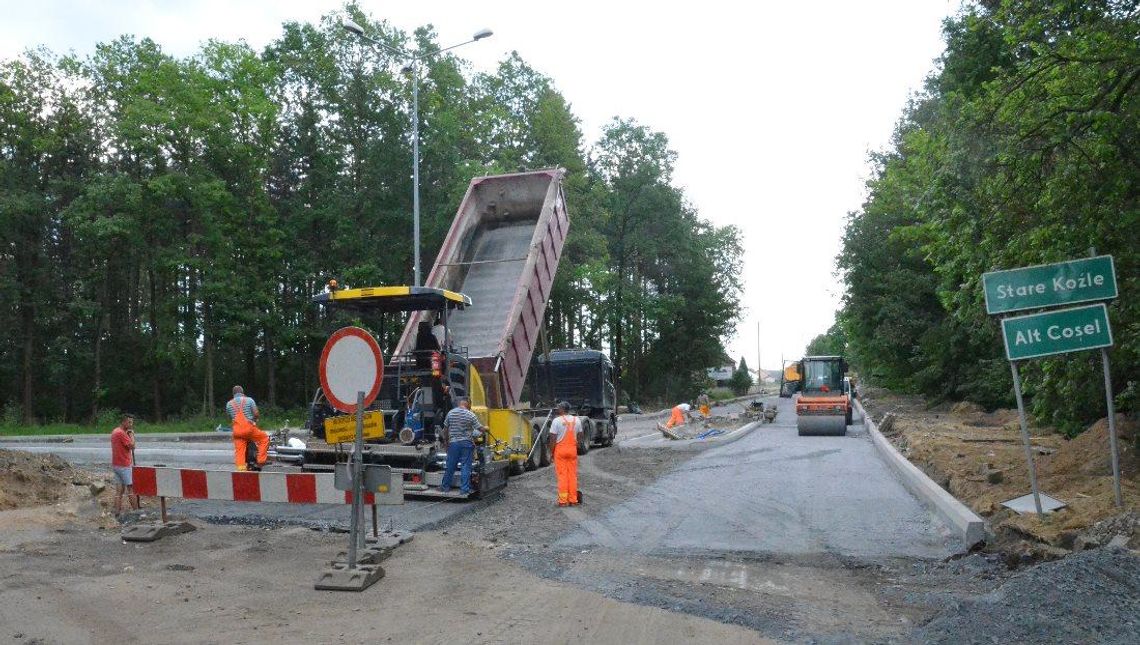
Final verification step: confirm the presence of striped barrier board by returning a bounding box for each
[131,466,400,505]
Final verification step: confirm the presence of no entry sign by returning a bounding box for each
[319,327,384,413]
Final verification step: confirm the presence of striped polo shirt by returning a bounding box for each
[443,407,481,444]
[226,396,258,420]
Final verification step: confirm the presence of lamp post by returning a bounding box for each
[343,19,494,286]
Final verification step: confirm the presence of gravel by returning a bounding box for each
[914,547,1140,644]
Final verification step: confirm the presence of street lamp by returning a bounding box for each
[343,19,494,287]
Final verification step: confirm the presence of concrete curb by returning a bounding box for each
[619,421,763,452]
[618,392,769,422]
[854,398,986,546]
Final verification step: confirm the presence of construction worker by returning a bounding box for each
[109,414,138,516]
[551,401,582,506]
[697,392,712,418]
[664,402,694,429]
[226,386,269,471]
[439,396,486,495]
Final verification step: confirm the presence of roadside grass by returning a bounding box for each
[0,412,306,437]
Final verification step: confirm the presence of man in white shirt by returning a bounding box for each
[550,401,582,506]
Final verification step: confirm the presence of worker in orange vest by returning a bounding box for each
[550,401,582,506]
[226,385,269,471]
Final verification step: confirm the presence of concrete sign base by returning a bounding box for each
[314,562,385,591]
[1001,492,1067,515]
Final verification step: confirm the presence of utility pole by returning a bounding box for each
[756,320,762,392]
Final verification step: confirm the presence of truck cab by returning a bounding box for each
[528,349,618,452]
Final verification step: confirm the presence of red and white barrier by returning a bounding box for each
[132,466,381,505]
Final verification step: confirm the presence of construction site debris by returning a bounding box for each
[914,547,1140,644]
[860,388,1137,556]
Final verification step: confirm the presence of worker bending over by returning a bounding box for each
[665,402,695,429]
[551,401,582,506]
[226,385,269,471]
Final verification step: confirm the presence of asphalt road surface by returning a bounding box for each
[563,397,959,559]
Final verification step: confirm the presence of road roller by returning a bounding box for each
[795,356,852,436]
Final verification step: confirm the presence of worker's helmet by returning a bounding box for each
[556,401,571,413]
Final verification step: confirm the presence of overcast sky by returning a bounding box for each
[2,0,961,370]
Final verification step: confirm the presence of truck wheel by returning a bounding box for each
[536,422,553,467]
[577,419,591,456]
[604,418,617,447]
[525,444,539,471]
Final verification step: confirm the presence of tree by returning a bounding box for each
[729,357,753,396]
[836,0,1139,433]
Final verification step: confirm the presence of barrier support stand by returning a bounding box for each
[314,391,385,591]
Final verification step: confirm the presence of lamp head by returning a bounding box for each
[342,20,365,36]
[473,28,493,41]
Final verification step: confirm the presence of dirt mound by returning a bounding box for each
[1046,415,1138,478]
[0,449,101,511]
[914,547,1140,644]
[950,401,985,416]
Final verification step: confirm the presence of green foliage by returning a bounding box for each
[728,357,753,396]
[805,320,848,357]
[836,0,1138,431]
[0,6,742,423]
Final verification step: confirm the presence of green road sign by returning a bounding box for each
[983,255,1116,314]
[1002,303,1113,361]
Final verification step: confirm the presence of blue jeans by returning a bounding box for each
[440,440,475,494]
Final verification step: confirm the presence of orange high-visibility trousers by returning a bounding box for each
[554,415,579,505]
[665,405,686,429]
[231,399,269,470]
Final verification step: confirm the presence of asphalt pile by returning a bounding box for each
[914,547,1140,644]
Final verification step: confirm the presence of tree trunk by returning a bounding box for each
[266,329,277,408]
[148,268,163,421]
[21,303,35,424]
[204,303,215,415]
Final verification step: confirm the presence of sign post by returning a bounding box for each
[313,326,386,591]
[983,254,1122,512]
[1008,361,1044,515]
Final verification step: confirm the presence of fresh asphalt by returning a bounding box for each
[560,396,960,559]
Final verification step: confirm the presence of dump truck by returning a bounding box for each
[779,360,801,398]
[527,349,618,453]
[293,169,570,497]
[794,355,852,436]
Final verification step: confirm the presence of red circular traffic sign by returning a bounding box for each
[319,327,384,413]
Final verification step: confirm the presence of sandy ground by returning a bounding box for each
[0,516,766,645]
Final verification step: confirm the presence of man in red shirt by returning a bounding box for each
[110,415,138,515]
